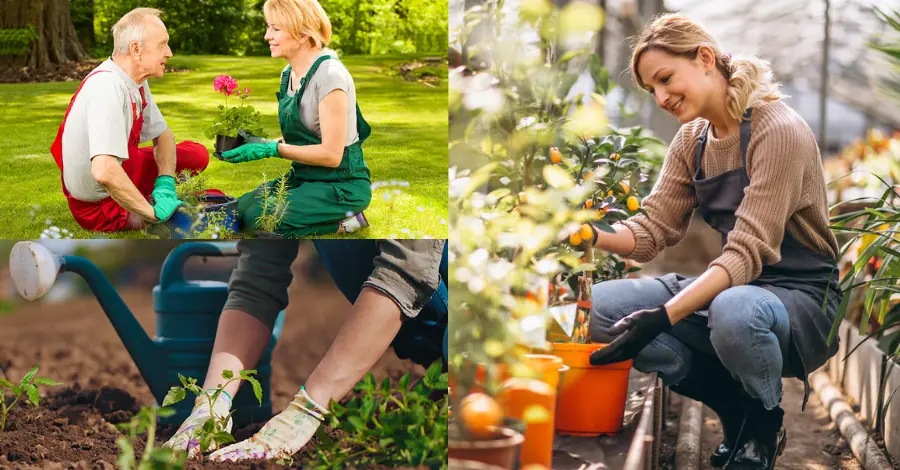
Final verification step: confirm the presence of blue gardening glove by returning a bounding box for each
[221,142,279,163]
[150,175,184,222]
[589,305,672,366]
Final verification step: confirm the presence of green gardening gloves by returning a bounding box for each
[209,386,328,462]
[150,175,184,222]
[221,141,280,164]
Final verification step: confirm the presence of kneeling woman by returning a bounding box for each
[586,14,841,470]
[222,0,371,236]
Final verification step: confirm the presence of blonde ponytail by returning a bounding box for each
[723,55,784,121]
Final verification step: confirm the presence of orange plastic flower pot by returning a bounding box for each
[523,354,563,390]
[497,377,557,468]
[551,342,632,436]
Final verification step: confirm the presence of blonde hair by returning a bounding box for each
[111,8,163,56]
[630,14,784,121]
[264,0,332,50]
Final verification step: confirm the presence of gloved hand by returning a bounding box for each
[161,389,233,459]
[221,141,279,163]
[589,305,672,366]
[210,386,328,462]
[150,175,184,222]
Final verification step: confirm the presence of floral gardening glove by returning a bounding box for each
[221,142,279,164]
[589,305,672,366]
[209,386,328,462]
[150,175,184,222]
[161,389,233,459]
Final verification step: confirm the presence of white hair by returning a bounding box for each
[111,8,163,56]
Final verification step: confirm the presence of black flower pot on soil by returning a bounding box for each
[255,230,284,239]
[214,134,245,156]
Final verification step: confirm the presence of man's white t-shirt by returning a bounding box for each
[61,58,168,202]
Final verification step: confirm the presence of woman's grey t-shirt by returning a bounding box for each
[285,52,359,146]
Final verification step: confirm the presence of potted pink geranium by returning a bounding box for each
[205,75,267,156]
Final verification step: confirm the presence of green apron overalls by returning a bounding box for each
[237,55,372,236]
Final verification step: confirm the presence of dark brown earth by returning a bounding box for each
[0,248,428,469]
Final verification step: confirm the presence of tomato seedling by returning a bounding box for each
[116,405,186,470]
[162,369,262,454]
[0,366,61,432]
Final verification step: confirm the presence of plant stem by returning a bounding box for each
[1,399,7,432]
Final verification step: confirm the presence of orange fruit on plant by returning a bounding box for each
[569,232,583,246]
[549,147,562,164]
[519,191,527,203]
[460,393,502,439]
[577,310,585,323]
[579,223,593,241]
[619,181,630,193]
[627,196,640,211]
[611,152,621,161]
[585,199,594,208]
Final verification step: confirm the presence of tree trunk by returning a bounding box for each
[0,0,89,69]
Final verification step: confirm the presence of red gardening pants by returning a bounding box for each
[67,141,209,232]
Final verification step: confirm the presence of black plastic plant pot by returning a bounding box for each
[214,134,245,155]
[255,230,284,239]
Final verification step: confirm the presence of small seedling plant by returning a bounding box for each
[301,361,449,469]
[162,369,262,454]
[0,366,60,431]
[170,169,236,239]
[116,406,186,470]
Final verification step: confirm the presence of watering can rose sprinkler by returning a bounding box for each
[9,241,285,426]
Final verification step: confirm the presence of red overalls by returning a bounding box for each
[50,70,210,232]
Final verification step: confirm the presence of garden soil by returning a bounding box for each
[0,254,427,469]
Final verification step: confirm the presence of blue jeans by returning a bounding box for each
[312,241,448,367]
[591,278,791,409]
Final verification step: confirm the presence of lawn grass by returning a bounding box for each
[0,54,448,240]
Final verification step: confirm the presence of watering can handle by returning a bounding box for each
[159,242,241,290]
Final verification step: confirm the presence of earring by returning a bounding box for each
[705,70,712,76]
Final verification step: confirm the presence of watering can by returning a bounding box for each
[9,241,284,426]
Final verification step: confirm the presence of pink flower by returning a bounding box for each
[213,75,238,96]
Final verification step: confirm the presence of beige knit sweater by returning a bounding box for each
[621,99,840,287]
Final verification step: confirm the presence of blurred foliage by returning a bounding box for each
[448,0,666,427]
[84,0,446,57]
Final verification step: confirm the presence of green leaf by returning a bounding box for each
[213,431,235,445]
[116,436,136,470]
[399,374,410,390]
[199,434,212,453]
[0,378,13,388]
[157,407,176,418]
[162,386,186,407]
[20,366,38,387]
[202,417,216,433]
[381,377,391,392]
[248,376,263,405]
[222,370,234,380]
[12,385,21,396]
[379,437,395,447]
[24,384,39,406]
[347,416,366,431]
[33,377,60,386]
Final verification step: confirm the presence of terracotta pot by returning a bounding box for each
[552,342,631,436]
[449,425,525,470]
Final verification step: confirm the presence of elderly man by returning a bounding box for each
[50,8,208,232]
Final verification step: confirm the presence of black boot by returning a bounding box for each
[725,398,787,470]
[668,353,746,468]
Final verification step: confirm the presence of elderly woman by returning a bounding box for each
[220,0,371,236]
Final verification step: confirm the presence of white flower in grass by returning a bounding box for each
[45,219,52,225]
[382,193,392,202]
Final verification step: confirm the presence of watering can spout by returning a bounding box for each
[9,242,166,399]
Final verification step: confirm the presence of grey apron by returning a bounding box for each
[656,108,842,409]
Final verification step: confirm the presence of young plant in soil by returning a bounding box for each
[255,173,290,235]
[162,370,262,454]
[172,169,236,239]
[0,366,61,431]
[116,405,186,470]
[299,361,449,469]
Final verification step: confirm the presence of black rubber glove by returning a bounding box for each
[589,305,672,366]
